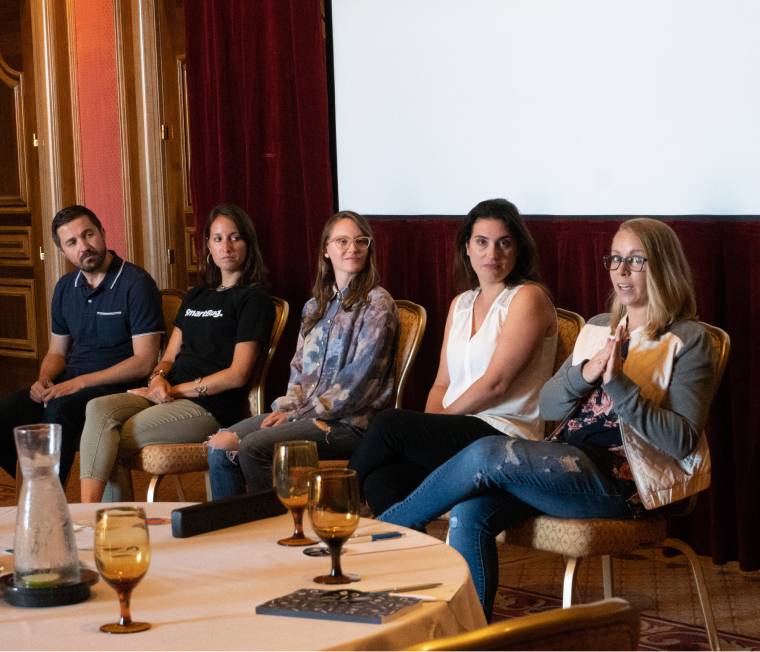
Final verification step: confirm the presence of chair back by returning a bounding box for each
[245,296,289,417]
[404,597,639,651]
[160,288,186,355]
[700,321,730,398]
[543,308,585,436]
[393,300,427,409]
[554,307,585,374]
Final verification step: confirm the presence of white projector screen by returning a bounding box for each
[332,0,760,216]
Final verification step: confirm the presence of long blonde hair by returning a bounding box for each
[610,218,697,340]
[301,211,380,335]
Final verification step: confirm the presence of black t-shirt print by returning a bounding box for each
[168,285,275,426]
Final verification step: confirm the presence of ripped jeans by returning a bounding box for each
[207,413,365,499]
[377,435,634,620]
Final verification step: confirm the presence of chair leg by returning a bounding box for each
[602,555,614,599]
[147,474,163,502]
[204,471,212,502]
[172,475,186,502]
[662,537,721,651]
[562,555,582,608]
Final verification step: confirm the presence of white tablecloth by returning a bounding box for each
[0,503,486,650]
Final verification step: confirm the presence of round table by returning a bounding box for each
[0,502,486,650]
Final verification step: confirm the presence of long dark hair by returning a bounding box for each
[199,204,268,288]
[453,198,549,296]
[301,211,380,335]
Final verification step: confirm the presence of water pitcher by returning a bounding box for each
[13,424,80,588]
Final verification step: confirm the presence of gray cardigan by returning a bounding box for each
[539,314,717,509]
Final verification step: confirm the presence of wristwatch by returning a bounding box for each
[194,377,208,397]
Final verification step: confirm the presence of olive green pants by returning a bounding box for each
[79,393,220,502]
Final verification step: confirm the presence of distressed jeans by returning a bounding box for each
[377,435,634,620]
[207,414,365,499]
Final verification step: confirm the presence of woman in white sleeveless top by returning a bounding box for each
[349,199,557,516]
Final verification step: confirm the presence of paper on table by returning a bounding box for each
[342,527,444,556]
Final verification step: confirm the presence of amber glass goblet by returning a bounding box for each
[274,440,319,546]
[308,468,361,584]
[94,507,151,633]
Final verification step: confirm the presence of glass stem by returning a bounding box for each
[291,506,305,539]
[328,542,344,578]
[117,589,134,626]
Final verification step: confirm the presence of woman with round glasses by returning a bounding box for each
[349,198,557,516]
[372,218,717,620]
[206,211,398,499]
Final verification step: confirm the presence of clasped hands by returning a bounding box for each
[128,377,175,403]
[30,377,86,405]
[582,322,626,385]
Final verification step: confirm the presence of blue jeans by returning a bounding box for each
[208,414,365,499]
[377,435,634,620]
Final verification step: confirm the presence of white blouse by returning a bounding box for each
[442,285,557,440]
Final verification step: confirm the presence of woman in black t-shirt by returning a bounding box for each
[80,205,275,502]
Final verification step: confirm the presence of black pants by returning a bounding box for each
[0,382,134,484]
[348,408,503,516]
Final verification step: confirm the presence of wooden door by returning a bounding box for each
[0,0,47,394]
[157,0,195,290]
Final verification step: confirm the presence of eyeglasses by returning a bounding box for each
[603,255,647,272]
[326,236,372,251]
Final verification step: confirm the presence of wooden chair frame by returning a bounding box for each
[318,299,426,471]
[404,597,639,651]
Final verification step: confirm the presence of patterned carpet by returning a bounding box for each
[492,586,760,651]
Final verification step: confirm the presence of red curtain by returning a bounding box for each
[371,218,760,571]
[182,1,758,573]
[184,0,333,394]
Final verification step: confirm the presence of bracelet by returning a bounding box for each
[194,377,208,397]
[148,369,167,386]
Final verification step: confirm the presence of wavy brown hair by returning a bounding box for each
[199,204,268,288]
[609,218,697,340]
[301,211,380,335]
[453,198,550,298]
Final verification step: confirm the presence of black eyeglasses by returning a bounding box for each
[603,255,647,272]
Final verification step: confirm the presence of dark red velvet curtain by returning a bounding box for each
[184,0,333,394]
[371,218,760,571]
[182,0,759,574]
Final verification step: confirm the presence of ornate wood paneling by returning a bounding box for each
[0,225,33,266]
[0,278,37,358]
[0,54,29,211]
[178,55,191,212]
[185,226,196,272]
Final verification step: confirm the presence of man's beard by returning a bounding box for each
[77,247,107,272]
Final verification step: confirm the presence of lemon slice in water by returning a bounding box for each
[22,572,60,587]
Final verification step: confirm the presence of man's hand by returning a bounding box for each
[261,411,288,428]
[41,377,86,402]
[30,378,53,404]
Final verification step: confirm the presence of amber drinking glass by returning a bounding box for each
[308,468,361,584]
[273,440,319,546]
[94,507,151,633]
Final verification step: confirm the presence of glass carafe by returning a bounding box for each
[13,424,80,588]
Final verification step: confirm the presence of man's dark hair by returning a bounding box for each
[52,205,103,248]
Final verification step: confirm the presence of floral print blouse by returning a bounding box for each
[272,285,398,430]
[550,340,644,518]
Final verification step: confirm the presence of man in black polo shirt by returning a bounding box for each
[0,205,164,484]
